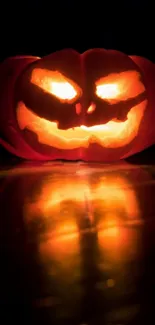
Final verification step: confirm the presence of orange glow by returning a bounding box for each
[24,172,140,228]
[24,169,141,279]
[87,103,96,114]
[17,99,147,149]
[25,177,91,226]
[93,178,140,221]
[75,102,82,115]
[31,68,82,103]
[96,71,145,103]
[98,225,141,265]
[39,219,80,279]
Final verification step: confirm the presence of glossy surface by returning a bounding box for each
[0,162,155,325]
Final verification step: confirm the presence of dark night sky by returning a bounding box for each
[0,0,154,61]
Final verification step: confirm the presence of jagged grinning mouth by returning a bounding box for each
[17,100,147,149]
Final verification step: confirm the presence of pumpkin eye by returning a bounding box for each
[95,70,145,104]
[31,68,82,103]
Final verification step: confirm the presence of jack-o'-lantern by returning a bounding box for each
[0,49,155,161]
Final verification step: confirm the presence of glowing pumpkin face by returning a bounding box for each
[0,49,155,161]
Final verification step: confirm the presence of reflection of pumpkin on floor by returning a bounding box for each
[0,163,151,320]
[24,169,141,230]
[26,170,142,262]
[0,49,155,161]
[22,165,143,261]
[22,165,143,311]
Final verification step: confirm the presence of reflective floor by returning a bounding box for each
[1,162,155,324]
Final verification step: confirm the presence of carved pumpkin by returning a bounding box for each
[0,49,155,161]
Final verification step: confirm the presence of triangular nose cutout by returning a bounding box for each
[87,103,96,114]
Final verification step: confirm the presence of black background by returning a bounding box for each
[0,1,154,61]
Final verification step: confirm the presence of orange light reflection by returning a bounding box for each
[23,170,142,286]
[98,225,141,266]
[24,172,141,237]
